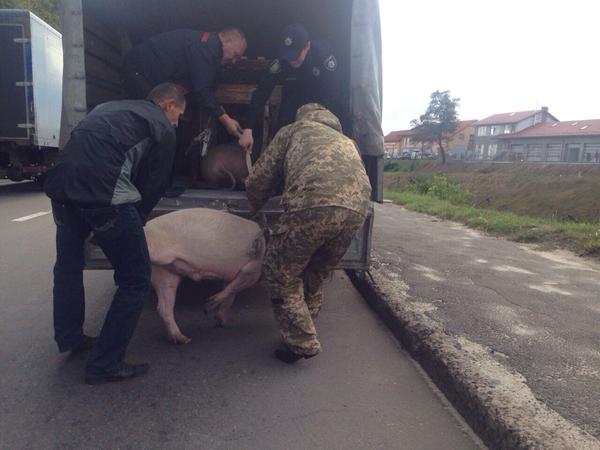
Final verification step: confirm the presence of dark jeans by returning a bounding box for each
[51,201,151,376]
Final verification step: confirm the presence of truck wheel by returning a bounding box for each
[6,166,24,182]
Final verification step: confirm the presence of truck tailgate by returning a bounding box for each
[85,189,373,271]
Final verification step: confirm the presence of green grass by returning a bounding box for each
[384,190,600,256]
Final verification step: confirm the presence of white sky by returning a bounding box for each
[380,0,600,134]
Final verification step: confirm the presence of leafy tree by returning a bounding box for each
[0,0,60,30]
[410,90,460,164]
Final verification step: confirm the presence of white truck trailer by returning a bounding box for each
[0,9,62,182]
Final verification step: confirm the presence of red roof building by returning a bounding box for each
[384,129,417,157]
[496,119,600,162]
[471,107,559,160]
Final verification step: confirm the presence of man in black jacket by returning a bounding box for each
[238,24,343,152]
[44,83,185,385]
[122,27,246,137]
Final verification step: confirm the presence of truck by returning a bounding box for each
[58,0,384,271]
[0,9,62,183]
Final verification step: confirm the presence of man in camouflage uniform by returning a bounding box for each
[245,103,371,363]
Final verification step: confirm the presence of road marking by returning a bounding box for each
[12,211,50,222]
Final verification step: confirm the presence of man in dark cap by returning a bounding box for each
[122,27,247,138]
[238,24,342,152]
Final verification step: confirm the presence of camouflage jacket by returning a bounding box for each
[245,104,372,215]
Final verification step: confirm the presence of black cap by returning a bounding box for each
[278,24,309,62]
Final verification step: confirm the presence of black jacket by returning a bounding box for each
[44,100,176,220]
[123,29,225,118]
[243,40,341,130]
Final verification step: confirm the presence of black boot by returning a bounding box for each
[274,345,316,364]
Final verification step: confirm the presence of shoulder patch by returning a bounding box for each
[324,55,337,71]
[269,59,282,74]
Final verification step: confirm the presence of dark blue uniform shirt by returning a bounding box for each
[124,30,225,119]
[244,40,342,130]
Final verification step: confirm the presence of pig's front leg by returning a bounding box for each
[151,265,191,344]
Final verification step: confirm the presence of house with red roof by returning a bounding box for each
[384,129,417,158]
[496,119,600,162]
[431,120,478,159]
[385,120,477,159]
[472,107,559,160]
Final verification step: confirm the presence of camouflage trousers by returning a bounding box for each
[263,206,366,356]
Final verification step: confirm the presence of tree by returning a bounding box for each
[410,90,460,164]
[0,0,60,29]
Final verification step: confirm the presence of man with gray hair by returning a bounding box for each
[44,83,185,384]
[122,27,247,137]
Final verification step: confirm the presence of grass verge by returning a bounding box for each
[384,190,600,257]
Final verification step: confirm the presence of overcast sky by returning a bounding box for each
[380,0,600,134]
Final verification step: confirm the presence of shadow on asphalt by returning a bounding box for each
[0,181,40,195]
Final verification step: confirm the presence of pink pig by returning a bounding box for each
[144,208,265,344]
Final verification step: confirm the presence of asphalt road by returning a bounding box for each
[0,183,480,449]
[374,202,600,439]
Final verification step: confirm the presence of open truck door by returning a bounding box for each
[60,0,384,271]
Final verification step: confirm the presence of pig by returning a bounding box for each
[198,143,249,190]
[144,208,265,344]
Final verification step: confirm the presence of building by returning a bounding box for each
[472,108,559,160]
[384,129,417,158]
[431,120,478,159]
[496,119,600,162]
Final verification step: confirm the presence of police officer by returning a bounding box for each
[238,24,342,152]
[245,103,371,363]
[44,83,185,384]
[122,27,247,137]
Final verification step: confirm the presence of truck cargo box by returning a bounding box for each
[60,0,383,270]
[0,9,62,180]
[0,9,62,147]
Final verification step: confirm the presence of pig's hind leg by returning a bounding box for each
[204,259,262,326]
[151,265,191,344]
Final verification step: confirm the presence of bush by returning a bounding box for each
[384,161,401,172]
[409,173,472,205]
[410,175,433,194]
[383,160,427,173]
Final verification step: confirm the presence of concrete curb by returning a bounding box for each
[348,265,600,450]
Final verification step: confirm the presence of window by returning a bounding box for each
[526,144,544,161]
[477,126,487,136]
[546,143,562,161]
[584,143,600,162]
[488,144,498,158]
[490,126,497,136]
[458,133,465,140]
[504,125,513,134]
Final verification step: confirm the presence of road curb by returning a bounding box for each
[348,265,600,450]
